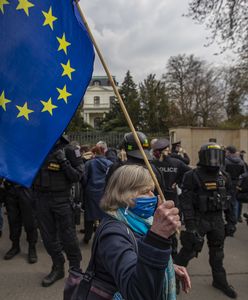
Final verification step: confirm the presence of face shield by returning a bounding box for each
[199,145,225,167]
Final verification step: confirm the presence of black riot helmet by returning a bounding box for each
[198,143,225,167]
[122,131,152,160]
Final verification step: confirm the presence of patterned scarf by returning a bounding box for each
[108,208,176,300]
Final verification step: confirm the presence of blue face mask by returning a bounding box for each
[129,196,158,219]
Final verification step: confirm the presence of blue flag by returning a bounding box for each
[0,0,94,186]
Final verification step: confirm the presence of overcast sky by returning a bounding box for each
[80,0,235,84]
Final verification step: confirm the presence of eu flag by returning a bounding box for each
[0,0,94,186]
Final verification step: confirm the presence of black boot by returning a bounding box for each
[28,244,37,264]
[212,281,237,298]
[4,243,20,260]
[212,272,237,298]
[42,265,65,287]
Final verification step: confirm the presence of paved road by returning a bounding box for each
[0,214,247,300]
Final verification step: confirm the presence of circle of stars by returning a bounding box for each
[0,1,74,121]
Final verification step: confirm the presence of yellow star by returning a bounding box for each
[16,0,34,16]
[0,0,9,14]
[42,6,57,30]
[0,91,11,111]
[41,98,57,116]
[57,85,72,103]
[57,33,71,55]
[16,102,34,121]
[61,60,75,80]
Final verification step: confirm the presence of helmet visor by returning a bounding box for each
[200,148,224,167]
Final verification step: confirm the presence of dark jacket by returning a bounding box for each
[152,156,191,203]
[224,155,246,186]
[93,216,172,300]
[170,152,190,165]
[83,156,113,221]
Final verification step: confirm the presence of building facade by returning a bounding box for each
[82,76,117,129]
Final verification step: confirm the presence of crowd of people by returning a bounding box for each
[0,132,248,300]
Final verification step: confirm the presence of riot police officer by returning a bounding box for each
[175,143,237,298]
[33,136,84,287]
[106,132,164,191]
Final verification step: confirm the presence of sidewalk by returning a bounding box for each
[0,214,247,300]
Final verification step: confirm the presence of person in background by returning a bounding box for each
[224,145,246,223]
[82,145,113,244]
[97,140,119,164]
[80,145,93,162]
[171,141,190,165]
[106,132,165,194]
[83,164,190,300]
[152,138,191,259]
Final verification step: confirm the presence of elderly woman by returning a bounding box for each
[86,164,190,300]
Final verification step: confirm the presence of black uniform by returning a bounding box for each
[152,156,191,205]
[33,140,84,270]
[175,166,237,296]
[224,155,246,221]
[175,142,238,298]
[4,182,38,247]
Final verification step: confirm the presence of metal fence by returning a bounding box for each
[68,131,168,147]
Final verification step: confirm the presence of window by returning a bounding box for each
[93,80,101,86]
[109,96,116,107]
[94,96,100,106]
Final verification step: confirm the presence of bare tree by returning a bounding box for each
[163,54,224,127]
[187,0,248,54]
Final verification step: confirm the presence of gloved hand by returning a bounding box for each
[225,223,236,237]
[54,149,67,163]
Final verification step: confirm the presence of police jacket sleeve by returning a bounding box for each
[60,160,85,183]
[180,170,197,225]
[176,161,191,186]
[96,221,172,300]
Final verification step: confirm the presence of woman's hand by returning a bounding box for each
[174,264,191,294]
[151,199,181,239]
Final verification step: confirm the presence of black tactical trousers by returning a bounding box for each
[34,191,82,268]
[5,188,38,245]
[176,214,228,284]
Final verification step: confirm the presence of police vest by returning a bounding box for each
[193,169,231,213]
[34,151,72,193]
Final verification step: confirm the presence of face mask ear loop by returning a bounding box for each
[124,205,129,215]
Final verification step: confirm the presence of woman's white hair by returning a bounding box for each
[101,164,154,211]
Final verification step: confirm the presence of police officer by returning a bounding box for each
[171,141,190,165]
[33,136,84,287]
[175,143,237,298]
[3,182,38,263]
[152,138,191,205]
[106,132,164,191]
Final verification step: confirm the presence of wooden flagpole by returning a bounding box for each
[75,1,165,202]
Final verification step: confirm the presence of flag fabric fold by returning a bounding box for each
[0,0,94,186]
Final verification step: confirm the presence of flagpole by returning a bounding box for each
[75,1,165,202]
